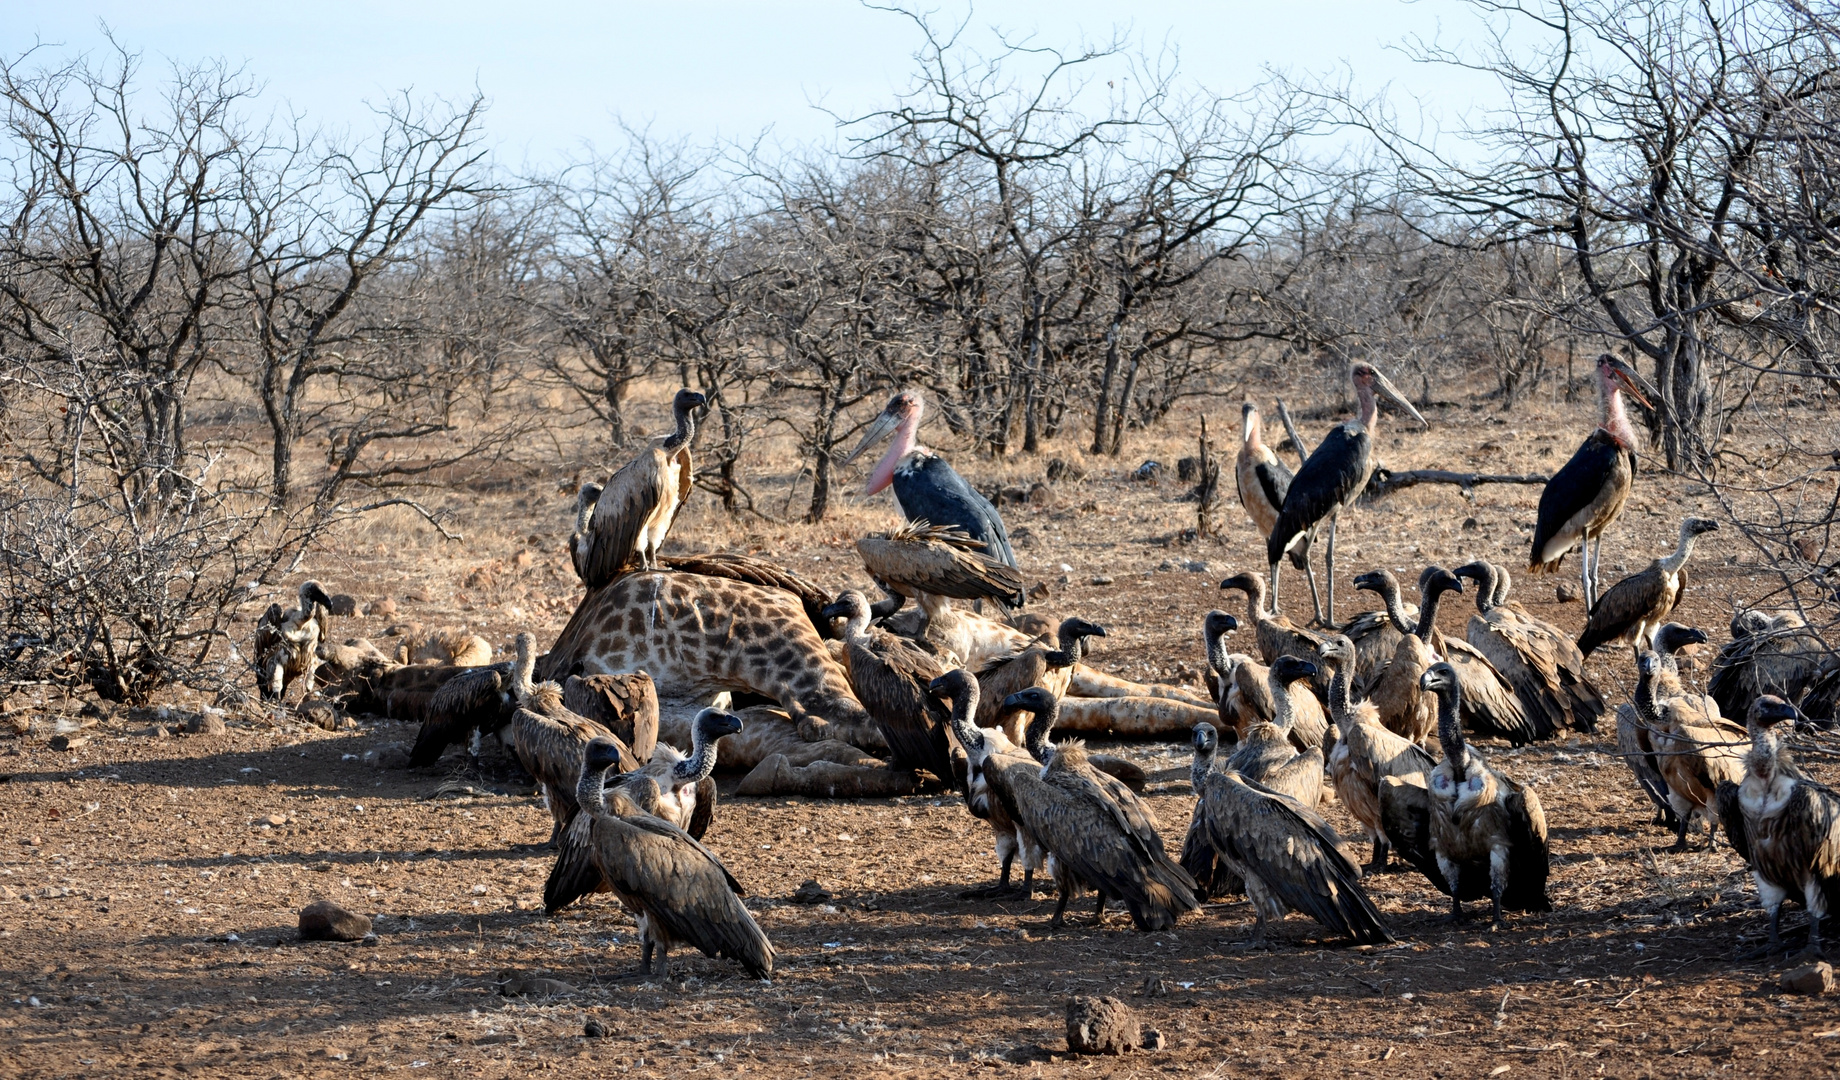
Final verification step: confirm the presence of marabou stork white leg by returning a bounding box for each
[1301,551,1326,627]
[1268,558,1283,618]
[1590,533,1607,607]
[1580,537,1594,609]
[1322,515,1339,629]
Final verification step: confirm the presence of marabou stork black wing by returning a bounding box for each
[1204,771,1394,944]
[1251,459,1312,571]
[1267,422,1370,568]
[892,453,1018,569]
[1530,432,1630,571]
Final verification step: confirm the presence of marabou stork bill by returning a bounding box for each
[844,390,1017,569]
[1529,354,1658,607]
[1266,363,1427,627]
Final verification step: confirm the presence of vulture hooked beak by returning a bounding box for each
[843,407,902,466]
[1604,355,1659,410]
[1371,367,1429,429]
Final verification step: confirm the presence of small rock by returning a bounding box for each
[1045,457,1085,483]
[497,971,578,997]
[359,933,380,948]
[1461,517,1480,532]
[514,550,534,569]
[1026,581,1052,601]
[583,1019,609,1038]
[326,594,361,617]
[297,699,349,732]
[403,587,431,603]
[1026,481,1055,508]
[77,701,103,719]
[1090,576,1114,586]
[1181,560,1210,574]
[298,899,371,942]
[48,734,88,752]
[1175,456,1200,482]
[265,813,288,827]
[1140,1028,1166,1051]
[149,724,171,739]
[789,880,833,905]
[361,744,411,770]
[1782,961,1834,995]
[1555,583,1579,603]
[382,621,421,638]
[1066,995,1146,1055]
[368,598,398,618]
[185,712,226,736]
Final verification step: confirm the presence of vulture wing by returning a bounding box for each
[856,522,1025,606]
[581,449,669,587]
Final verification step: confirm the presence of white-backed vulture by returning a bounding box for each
[1413,566,1536,745]
[562,672,660,763]
[580,388,706,585]
[976,617,1106,745]
[820,590,954,782]
[932,670,1196,931]
[507,633,619,846]
[857,520,1026,609]
[1218,570,1329,698]
[575,739,774,979]
[1453,561,1603,737]
[568,481,603,583]
[1417,662,1552,926]
[1577,517,1719,658]
[1616,623,1707,830]
[254,580,334,702]
[1198,765,1393,946]
[1224,655,1326,805]
[1321,634,1436,872]
[1201,609,1241,710]
[1353,569,1442,747]
[1179,722,1244,900]
[1716,695,1839,955]
[545,707,740,914]
[1637,650,1747,851]
[1709,607,1829,722]
[408,658,518,767]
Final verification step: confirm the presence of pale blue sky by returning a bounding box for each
[9,1,1500,165]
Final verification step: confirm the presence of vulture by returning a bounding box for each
[1414,663,1552,926]
[821,590,955,783]
[561,672,660,763]
[1636,649,1746,852]
[1179,723,1244,900]
[948,705,1048,901]
[1265,362,1427,626]
[1615,623,1708,830]
[1453,561,1604,736]
[844,389,1017,569]
[1411,565,1537,745]
[545,707,740,914]
[568,481,604,583]
[976,617,1107,746]
[1223,655,1327,804]
[1577,517,1719,658]
[1528,353,1658,606]
[579,388,706,585]
[1352,569,1443,747]
[932,670,1197,931]
[1200,609,1243,719]
[1218,571,1330,698]
[254,580,335,702]
[1235,401,1321,620]
[1198,762,1394,946]
[1715,695,1839,956]
[857,520,1026,610]
[1320,634,1436,872]
[574,738,774,979]
[506,634,619,846]
[1708,608,1829,722]
[408,657,518,767]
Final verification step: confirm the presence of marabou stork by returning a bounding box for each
[1529,354,1659,607]
[844,390,1017,569]
[1235,402,1322,622]
[1266,364,1427,627]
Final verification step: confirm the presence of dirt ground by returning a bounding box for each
[1,389,1836,1079]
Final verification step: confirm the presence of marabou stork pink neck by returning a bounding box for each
[1355,379,1380,431]
[866,404,927,495]
[1599,366,1639,450]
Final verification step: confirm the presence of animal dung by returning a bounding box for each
[184,711,227,736]
[1782,961,1834,996]
[789,880,834,905]
[47,734,88,752]
[496,971,578,997]
[326,593,361,617]
[1065,996,1161,1055]
[298,899,371,942]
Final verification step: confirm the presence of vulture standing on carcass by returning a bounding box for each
[931,670,1197,931]
[844,389,1017,569]
[1265,362,1427,626]
[1528,353,1659,607]
[1716,695,1840,956]
[545,707,741,914]
[1235,401,1323,622]
[254,580,335,703]
[574,738,774,979]
[1453,561,1605,736]
[1320,634,1436,872]
[1615,623,1709,830]
[578,388,706,584]
[1410,663,1552,926]
[856,521,1027,663]
[1577,517,1719,659]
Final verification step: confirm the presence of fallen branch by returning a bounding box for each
[1362,468,1550,502]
